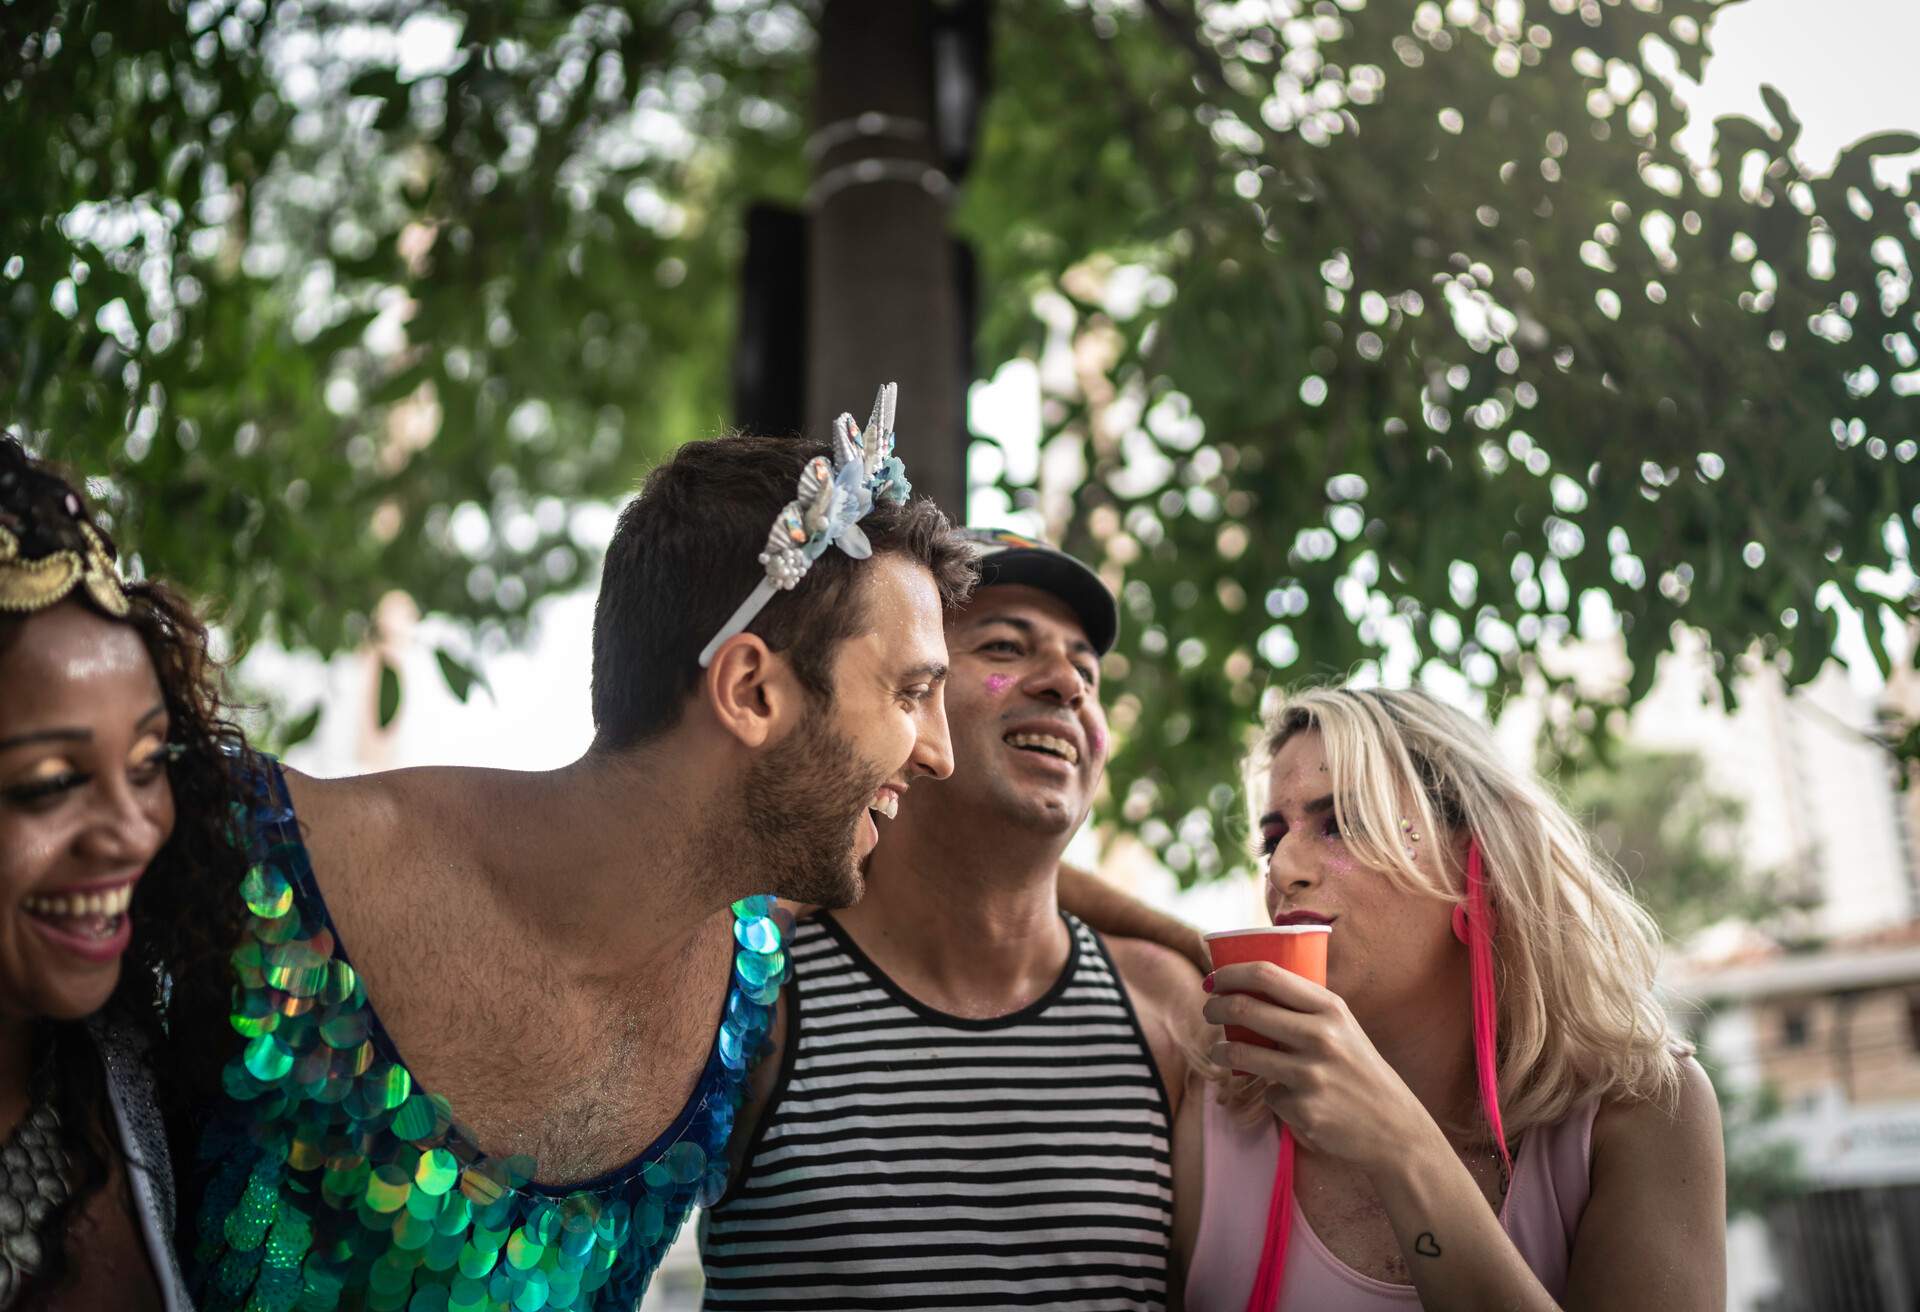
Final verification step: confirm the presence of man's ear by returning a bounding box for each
[703,633,802,748]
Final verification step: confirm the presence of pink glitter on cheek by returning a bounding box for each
[983,674,1015,695]
[1087,726,1107,757]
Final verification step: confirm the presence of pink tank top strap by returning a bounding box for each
[1185,1092,1281,1310]
[1497,1094,1600,1297]
[1185,1092,1602,1311]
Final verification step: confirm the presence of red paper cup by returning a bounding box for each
[1205,925,1331,1047]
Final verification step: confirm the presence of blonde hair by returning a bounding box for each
[1237,685,1684,1135]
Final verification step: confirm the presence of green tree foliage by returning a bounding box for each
[1553,743,1780,937]
[967,0,1919,879]
[3,0,812,683]
[5,1,1916,870]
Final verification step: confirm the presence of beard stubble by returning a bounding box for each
[738,701,891,910]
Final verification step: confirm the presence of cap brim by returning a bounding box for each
[974,548,1119,656]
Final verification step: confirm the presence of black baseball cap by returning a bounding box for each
[956,527,1119,656]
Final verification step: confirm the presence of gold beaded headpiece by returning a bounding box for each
[0,519,130,618]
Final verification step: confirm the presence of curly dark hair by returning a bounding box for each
[0,435,252,1300]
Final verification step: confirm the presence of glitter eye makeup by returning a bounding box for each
[1321,820,1357,871]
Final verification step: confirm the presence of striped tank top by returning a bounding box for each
[700,910,1174,1309]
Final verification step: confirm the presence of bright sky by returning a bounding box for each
[268,0,1920,859]
[1672,0,1920,180]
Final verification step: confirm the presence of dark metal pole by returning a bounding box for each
[807,0,967,518]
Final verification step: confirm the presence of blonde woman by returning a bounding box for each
[1175,687,1724,1310]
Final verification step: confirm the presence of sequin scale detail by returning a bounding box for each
[187,765,787,1311]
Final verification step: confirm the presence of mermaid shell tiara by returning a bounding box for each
[697,383,912,668]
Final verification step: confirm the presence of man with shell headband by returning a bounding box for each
[178,388,977,1310]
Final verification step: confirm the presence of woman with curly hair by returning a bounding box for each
[1178,686,1725,1310]
[0,436,251,1309]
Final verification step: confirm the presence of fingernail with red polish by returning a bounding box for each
[1202,973,1215,993]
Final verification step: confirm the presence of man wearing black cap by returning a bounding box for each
[700,529,1206,1310]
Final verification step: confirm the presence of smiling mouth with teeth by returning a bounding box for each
[1005,732,1080,766]
[21,883,136,941]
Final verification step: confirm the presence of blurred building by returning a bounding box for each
[1648,647,1920,1312]
[1677,923,1920,1312]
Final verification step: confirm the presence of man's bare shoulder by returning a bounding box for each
[282,764,493,862]
[276,765,521,944]
[280,766,392,860]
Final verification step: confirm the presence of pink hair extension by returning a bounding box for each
[1243,1126,1296,1312]
[1465,838,1511,1178]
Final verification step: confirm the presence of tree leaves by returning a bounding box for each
[3,0,811,703]
[966,0,1920,881]
[1757,84,1800,151]
[434,647,486,704]
[277,704,323,753]
[1846,130,1920,159]
[378,659,401,729]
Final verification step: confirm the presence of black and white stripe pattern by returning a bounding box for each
[700,912,1173,1310]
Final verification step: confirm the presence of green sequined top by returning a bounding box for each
[185,761,787,1312]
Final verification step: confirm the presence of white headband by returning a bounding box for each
[697,383,913,667]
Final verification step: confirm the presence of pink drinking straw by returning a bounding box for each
[1241,837,1507,1311]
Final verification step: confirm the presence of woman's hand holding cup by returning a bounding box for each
[1202,927,1428,1175]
